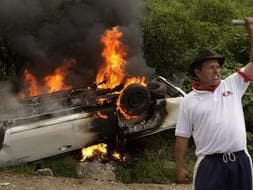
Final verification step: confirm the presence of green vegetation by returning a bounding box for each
[143,0,251,80]
[0,153,79,178]
[116,130,196,184]
[142,0,253,127]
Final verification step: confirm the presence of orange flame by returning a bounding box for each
[112,152,120,159]
[116,76,147,120]
[44,59,76,93]
[81,143,107,162]
[80,143,127,162]
[112,151,127,162]
[96,26,127,89]
[21,69,41,97]
[20,59,75,98]
[96,97,107,105]
[123,76,147,88]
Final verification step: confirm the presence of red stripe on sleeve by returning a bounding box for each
[236,68,253,82]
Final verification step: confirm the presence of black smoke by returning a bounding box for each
[0,0,154,89]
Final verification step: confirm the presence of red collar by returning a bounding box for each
[192,82,220,92]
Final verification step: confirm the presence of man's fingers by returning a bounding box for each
[178,173,192,184]
[185,173,193,182]
[176,168,192,184]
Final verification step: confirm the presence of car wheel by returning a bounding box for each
[119,84,151,116]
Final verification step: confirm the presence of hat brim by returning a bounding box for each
[189,56,225,77]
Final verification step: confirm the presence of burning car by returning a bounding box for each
[0,26,185,167]
[0,76,185,167]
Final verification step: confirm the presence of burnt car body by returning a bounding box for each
[0,76,185,167]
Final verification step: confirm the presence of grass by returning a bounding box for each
[115,129,196,184]
[0,152,80,178]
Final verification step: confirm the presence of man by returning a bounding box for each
[175,17,253,190]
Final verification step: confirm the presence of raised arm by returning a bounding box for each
[244,17,253,80]
[175,136,192,183]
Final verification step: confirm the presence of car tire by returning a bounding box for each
[119,84,151,116]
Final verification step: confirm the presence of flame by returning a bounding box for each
[21,69,41,97]
[19,59,75,98]
[96,95,116,106]
[112,151,127,162]
[44,59,76,93]
[112,152,120,159]
[81,143,108,162]
[96,97,107,105]
[96,26,127,89]
[116,76,147,120]
[123,76,147,88]
[81,143,127,162]
[95,26,147,120]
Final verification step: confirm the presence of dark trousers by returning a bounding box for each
[195,150,252,190]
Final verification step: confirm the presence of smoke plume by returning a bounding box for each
[0,0,154,89]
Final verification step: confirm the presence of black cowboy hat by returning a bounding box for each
[189,49,225,77]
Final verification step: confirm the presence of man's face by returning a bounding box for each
[194,59,221,87]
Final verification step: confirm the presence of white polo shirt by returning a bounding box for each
[175,72,250,156]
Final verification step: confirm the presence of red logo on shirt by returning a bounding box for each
[222,91,233,97]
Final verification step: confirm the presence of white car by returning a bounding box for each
[0,76,185,167]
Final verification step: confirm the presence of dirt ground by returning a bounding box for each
[0,172,192,190]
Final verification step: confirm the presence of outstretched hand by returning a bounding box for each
[245,17,253,60]
[245,17,253,38]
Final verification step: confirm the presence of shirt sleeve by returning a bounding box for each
[236,67,253,82]
[224,70,250,98]
[175,99,192,138]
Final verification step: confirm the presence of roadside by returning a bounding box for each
[0,172,192,190]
